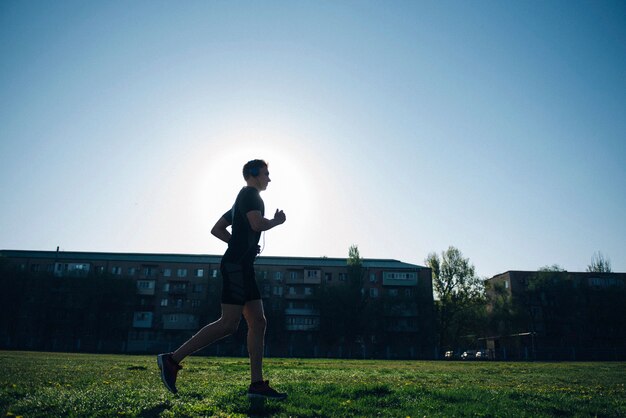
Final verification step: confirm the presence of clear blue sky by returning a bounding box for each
[1,0,624,277]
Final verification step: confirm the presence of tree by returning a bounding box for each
[425,246,486,351]
[587,251,612,273]
[539,264,566,272]
[484,279,516,337]
[348,245,361,266]
[319,245,369,357]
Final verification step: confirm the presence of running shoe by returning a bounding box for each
[157,353,182,394]
[247,380,287,400]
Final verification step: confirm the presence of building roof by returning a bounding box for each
[0,249,425,270]
[487,270,626,280]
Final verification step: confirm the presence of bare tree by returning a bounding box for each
[587,251,612,273]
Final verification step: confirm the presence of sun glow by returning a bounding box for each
[192,136,320,256]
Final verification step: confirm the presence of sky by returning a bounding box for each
[1,0,625,278]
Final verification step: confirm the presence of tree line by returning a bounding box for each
[424,246,623,356]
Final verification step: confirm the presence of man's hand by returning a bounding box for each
[247,209,286,232]
[273,209,286,225]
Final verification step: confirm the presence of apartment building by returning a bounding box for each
[484,270,626,360]
[0,249,436,359]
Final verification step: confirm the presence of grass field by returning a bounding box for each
[1,351,625,417]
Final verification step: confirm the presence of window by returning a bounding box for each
[370,288,379,298]
[131,312,153,328]
[193,284,204,293]
[212,269,218,278]
[161,299,168,307]
[370,273,377,283]
[171,283,187,293]
[339,273,347,281]
[128,267,136,276]
[387,272,416,280]
[163,283,170,292]
[164,269,172,277]
[288,287,296,295]
[290,271,298,280]
[111,266,123,275]
[274,271,283,281]
[405,288,413,297]
[325,272,332,281]
[137,280,154,290]
[304,287,312,295]
[177,269,187,278]
[191,300,201,308]
[389,289,398,297]
[195,268,204,278]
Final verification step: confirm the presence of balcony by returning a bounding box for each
[386,318,417,332]
[132,312,153,328]
[386,324,418,332]
[286,323,318,331]
[303,270,322,284]
[285,315,319,332]
[285,275,303,285]
[285,307,320,316]
[162,313,198,330]
[136,280,156,295]
[382,271,418,287]
[384,307,418,317]
[168,285,188,295]
[285,292,315,300]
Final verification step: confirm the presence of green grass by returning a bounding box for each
[1,351,625,417]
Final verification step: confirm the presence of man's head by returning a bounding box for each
[243,159,271,191]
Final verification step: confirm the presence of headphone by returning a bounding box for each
[245,160,263,178]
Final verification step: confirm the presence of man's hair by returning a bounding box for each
[242,159,268,180]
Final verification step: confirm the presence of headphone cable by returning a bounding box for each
[259,231,266,255]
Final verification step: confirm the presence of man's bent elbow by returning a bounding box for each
[250,225,264,233]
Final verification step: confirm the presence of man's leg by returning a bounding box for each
[243,299,286,400]
[242,299,266,383]
[172,304,243,363]
[158,304,243,394]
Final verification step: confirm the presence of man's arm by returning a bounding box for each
[211,215,232,243]
[247,209,286,233]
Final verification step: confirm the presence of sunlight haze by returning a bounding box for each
[1,0,625,277]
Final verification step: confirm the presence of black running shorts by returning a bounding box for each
[220,262,261,305]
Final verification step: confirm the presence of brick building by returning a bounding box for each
[0,249,436,359]
[484,270,626,360]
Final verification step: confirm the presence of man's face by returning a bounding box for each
[255,167,271,191]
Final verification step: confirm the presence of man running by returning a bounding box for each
[157,159,287,399]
